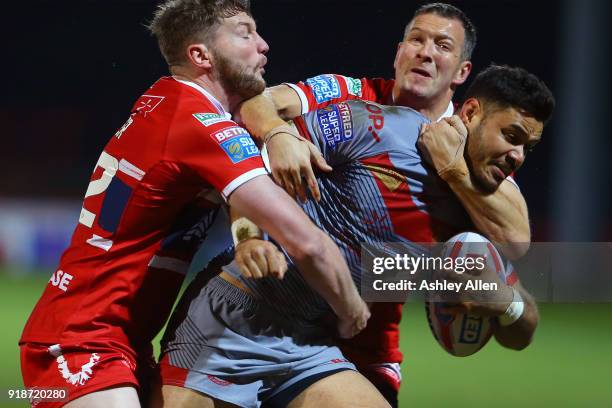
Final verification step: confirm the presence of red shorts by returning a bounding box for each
[20,342,156,408]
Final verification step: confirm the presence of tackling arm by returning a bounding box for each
[229,175,369,338]
[236,86,331,202]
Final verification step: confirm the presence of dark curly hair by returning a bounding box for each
[464,64,555,124]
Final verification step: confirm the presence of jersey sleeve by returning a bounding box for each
[170,115,267,200]
[287,74,391,114]
[293,100,383,166]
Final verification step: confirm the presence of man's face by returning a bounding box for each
[394,13,468,103]
[210,12,269,100]
[465,104,544,192]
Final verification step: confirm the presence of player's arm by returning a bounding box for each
[236,86,331,202]
[492,281,539,350]
[445,178,529,259]
[229,175,370,338]
[419,116,530,259]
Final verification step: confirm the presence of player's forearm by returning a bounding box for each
[493,286,539,350]
[447,176,531,259]
[292,231,364,321]
[238,86,301,141]
[229,177,361,320]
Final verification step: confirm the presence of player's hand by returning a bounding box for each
[418,115,469,182]
[235,238,288,279]
[336,299,371,339]
[265,127,332,202]
[432,263,514,317]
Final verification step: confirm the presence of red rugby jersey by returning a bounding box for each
[20,77,266,356]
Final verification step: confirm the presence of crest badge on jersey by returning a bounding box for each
[211,126,260,163]
[316,102,353,148]
[306,74,342,103]
[345,76,363,97]
[134,95,164,117]
[193,113,227,127]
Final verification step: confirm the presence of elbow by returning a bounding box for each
[500,333,534,351]
[497,228,531,260]
[502,240,530,260]
[495,308,539,351]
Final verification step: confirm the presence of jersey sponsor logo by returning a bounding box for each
[207,375,233,386]
[345,76,363,97]
[134,95,164,117]
[365,102,384,142]
[306,74,342,103]
[211,126,260,163]
[50,270,74,292]
[193,113,227,127]
[316,103,353,148]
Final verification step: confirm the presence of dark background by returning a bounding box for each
[2,0,611,241]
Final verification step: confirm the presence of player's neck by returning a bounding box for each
[171,69,242,113]
[393,90,454,121]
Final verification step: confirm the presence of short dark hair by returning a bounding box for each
[406,3,477,61]
[464,64,555,124]
[148,0,251,66]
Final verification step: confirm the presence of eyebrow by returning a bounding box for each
[408,27,455,42]
[507,123,529,138]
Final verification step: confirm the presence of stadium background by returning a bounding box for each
[1,1,611,406]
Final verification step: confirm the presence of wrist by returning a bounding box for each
[263,123,306,146]
[231,217,263,246]
[498,286,525,326]
[438,158,469,183]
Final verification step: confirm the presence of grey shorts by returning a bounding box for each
[160,277,355,408]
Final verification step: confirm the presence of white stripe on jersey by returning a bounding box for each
[86,234,113,251]
[284,83,310,115]
[221,168,268,201]
[119,159,145,181]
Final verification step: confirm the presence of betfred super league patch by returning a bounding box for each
[211,126,260,163]
[306,74,342,103]
[316,103,353,148]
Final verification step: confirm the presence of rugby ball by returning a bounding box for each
[425,232,512,357]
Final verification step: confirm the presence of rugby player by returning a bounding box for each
[234,3,534,404]
[19,1,368,407]
[158,64,554,408]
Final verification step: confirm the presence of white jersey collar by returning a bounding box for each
[173,77,231,119]
[436,100,455,122]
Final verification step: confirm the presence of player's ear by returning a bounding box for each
[186,43,213,70]
[393,42,403,71]
[452,60,472,86]
[459,98,481,126]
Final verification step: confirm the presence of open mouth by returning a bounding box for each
[492,165,508,182]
